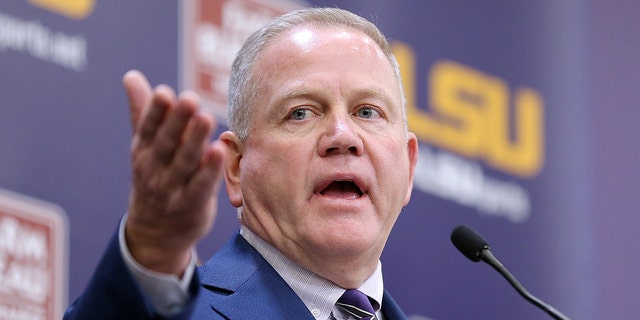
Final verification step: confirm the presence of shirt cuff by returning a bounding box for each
[118,214,197,316]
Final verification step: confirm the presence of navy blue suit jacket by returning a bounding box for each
[64,230,408,319]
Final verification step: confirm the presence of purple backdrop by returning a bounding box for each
[1,1,638,319]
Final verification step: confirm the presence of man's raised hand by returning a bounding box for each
[122,70,227,276]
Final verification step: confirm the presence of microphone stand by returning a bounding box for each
[480,249,571,320]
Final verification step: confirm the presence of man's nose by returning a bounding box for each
[317,114,364,157]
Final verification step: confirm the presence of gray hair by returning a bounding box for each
[227,7,406,140]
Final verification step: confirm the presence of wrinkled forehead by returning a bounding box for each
[241,24,406,132]
[254,25,397,91]
[251,24,398,94]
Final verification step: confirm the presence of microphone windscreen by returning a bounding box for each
[451,225,490,262]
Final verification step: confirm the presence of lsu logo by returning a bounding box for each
[29,0,95,19]
[394,42,545,178]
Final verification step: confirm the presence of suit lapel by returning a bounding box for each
[194,232,407,320]
[381,290,409,320]
[195,233,315,319]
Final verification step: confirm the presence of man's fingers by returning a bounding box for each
[136,85,177,147]
[151,90,199,165]
[123,70,153,132]
[207,140,228,184]
[188,140,228,200]
[169,110,214,182]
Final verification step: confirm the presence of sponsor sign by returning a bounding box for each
[394,42,546,223]
[28,0,95,19]
[0,11,88,72]
[0,189,67,320]
[180,0,304,122]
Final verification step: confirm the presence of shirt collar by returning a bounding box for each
[240,226,384,319]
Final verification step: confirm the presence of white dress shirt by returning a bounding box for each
[239,225,384,320]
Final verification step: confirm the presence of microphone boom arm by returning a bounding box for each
[479,249,570,320]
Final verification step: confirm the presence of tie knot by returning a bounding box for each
[336,289,377,320]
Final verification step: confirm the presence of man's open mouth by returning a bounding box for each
[319,180,364,198]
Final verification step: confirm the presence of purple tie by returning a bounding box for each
[336,289,377,320]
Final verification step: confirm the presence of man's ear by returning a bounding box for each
[219,131,243,207]
[404,132,419,205]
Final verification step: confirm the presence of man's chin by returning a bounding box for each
[312,231,380,257]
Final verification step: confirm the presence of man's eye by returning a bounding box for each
[356,107,380,119]
[290,108,313,120]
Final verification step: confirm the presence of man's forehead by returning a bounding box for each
[271,24,380,53]
[247,23,402,111]
[289,25,369,43]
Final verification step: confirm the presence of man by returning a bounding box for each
[65,7,418,319]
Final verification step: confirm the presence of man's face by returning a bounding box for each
[225,25,418,279]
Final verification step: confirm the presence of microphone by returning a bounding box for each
[450,225,570,320]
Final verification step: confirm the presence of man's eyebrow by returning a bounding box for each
[271,86,397,111]
[266,87,317,119]
[355,87,392,102]
[279,87,392,101]
[280,87,314,101]
[269,87,321,110]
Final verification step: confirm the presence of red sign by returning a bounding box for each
[0,189,67,320]
[180,0,304,123]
